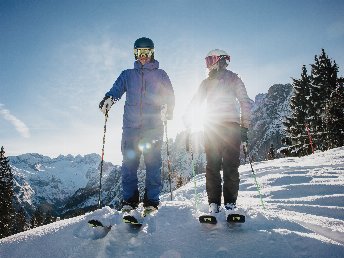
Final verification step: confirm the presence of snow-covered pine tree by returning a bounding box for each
[13,207,29,234]
[310,49,344,150]
[0,146,15,238]
[283,66,313,156]
[327,75,344,147]
[30,208,44,229]
[43,211,54,225]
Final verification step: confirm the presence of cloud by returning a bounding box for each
[0,104,30,138]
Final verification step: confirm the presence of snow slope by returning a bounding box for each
[1,148,344,258]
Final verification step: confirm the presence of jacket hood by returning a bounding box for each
[134,59,159,70]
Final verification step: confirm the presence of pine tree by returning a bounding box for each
[328,75,344,147]
[284,49,343,156]
[0,146,15,238]
[310,49,344,150]
[30,208,44,228]
[284,66,313,156]
[13,207,28,234]
[43,212,54,225]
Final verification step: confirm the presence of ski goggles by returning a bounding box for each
[205,55,230,68]
[134,48,154,59]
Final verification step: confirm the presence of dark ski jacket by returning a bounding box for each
[106,60,175,129]
[188,69,252,128]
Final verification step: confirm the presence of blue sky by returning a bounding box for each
[1,0,343,164]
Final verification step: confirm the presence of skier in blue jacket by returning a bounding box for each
[99,37,175,214]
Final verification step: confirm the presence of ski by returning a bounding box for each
[87,219,112,239]
[199,214,245,224]
[122,214,143,227]
[199,215,217,224]
[88,215,143,228]
[226,214,245,223]
[88,219,111,229]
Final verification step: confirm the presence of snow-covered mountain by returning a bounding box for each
[1,147,343,257]
[9,153,120,217]
[9,148,194,219]
[249,84,293,161]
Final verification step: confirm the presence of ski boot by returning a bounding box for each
[225,203,245,223]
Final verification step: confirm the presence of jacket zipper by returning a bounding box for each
[140,68,144,117]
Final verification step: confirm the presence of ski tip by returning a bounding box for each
[199,215,217,224]
[123,215,143,227]
[88,219,112,229]
[88,219,104,228]
[226,214,245,223]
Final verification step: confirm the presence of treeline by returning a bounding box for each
[282,49,344,156]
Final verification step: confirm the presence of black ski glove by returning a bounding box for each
[99,96,114,115]
[241,127,248,143]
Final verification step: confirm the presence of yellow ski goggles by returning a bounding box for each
[134,48,154,59]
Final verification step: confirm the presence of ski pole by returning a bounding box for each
[243,143,265,210]
[98,110,108,209]
[164,120,173,201]
[186,129,198,209]
[161,105,173,201]
[243,144,247,163]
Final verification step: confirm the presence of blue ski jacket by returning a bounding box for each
[106,60,175,129]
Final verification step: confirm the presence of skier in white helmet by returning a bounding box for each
[184,49,252,219]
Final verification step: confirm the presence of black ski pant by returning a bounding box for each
[204,122,241,206]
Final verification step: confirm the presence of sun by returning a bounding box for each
[188,104,207,133]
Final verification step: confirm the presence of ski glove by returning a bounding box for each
[99,96,114,115]
[241,127,248,143]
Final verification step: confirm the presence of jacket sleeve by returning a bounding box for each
[233,75,253,128]
[105,71,127,101]
[161,71,175,119]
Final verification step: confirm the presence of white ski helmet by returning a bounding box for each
[205,49,230,69]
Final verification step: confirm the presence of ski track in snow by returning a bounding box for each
[1,147,344,258]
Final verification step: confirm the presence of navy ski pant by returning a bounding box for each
[204,122,241,205]
[121,127,163,207]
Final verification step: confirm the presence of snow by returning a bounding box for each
[1,147,344,258]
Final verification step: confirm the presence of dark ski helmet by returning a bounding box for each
[134,37,155,60]
[134,37,154,49]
